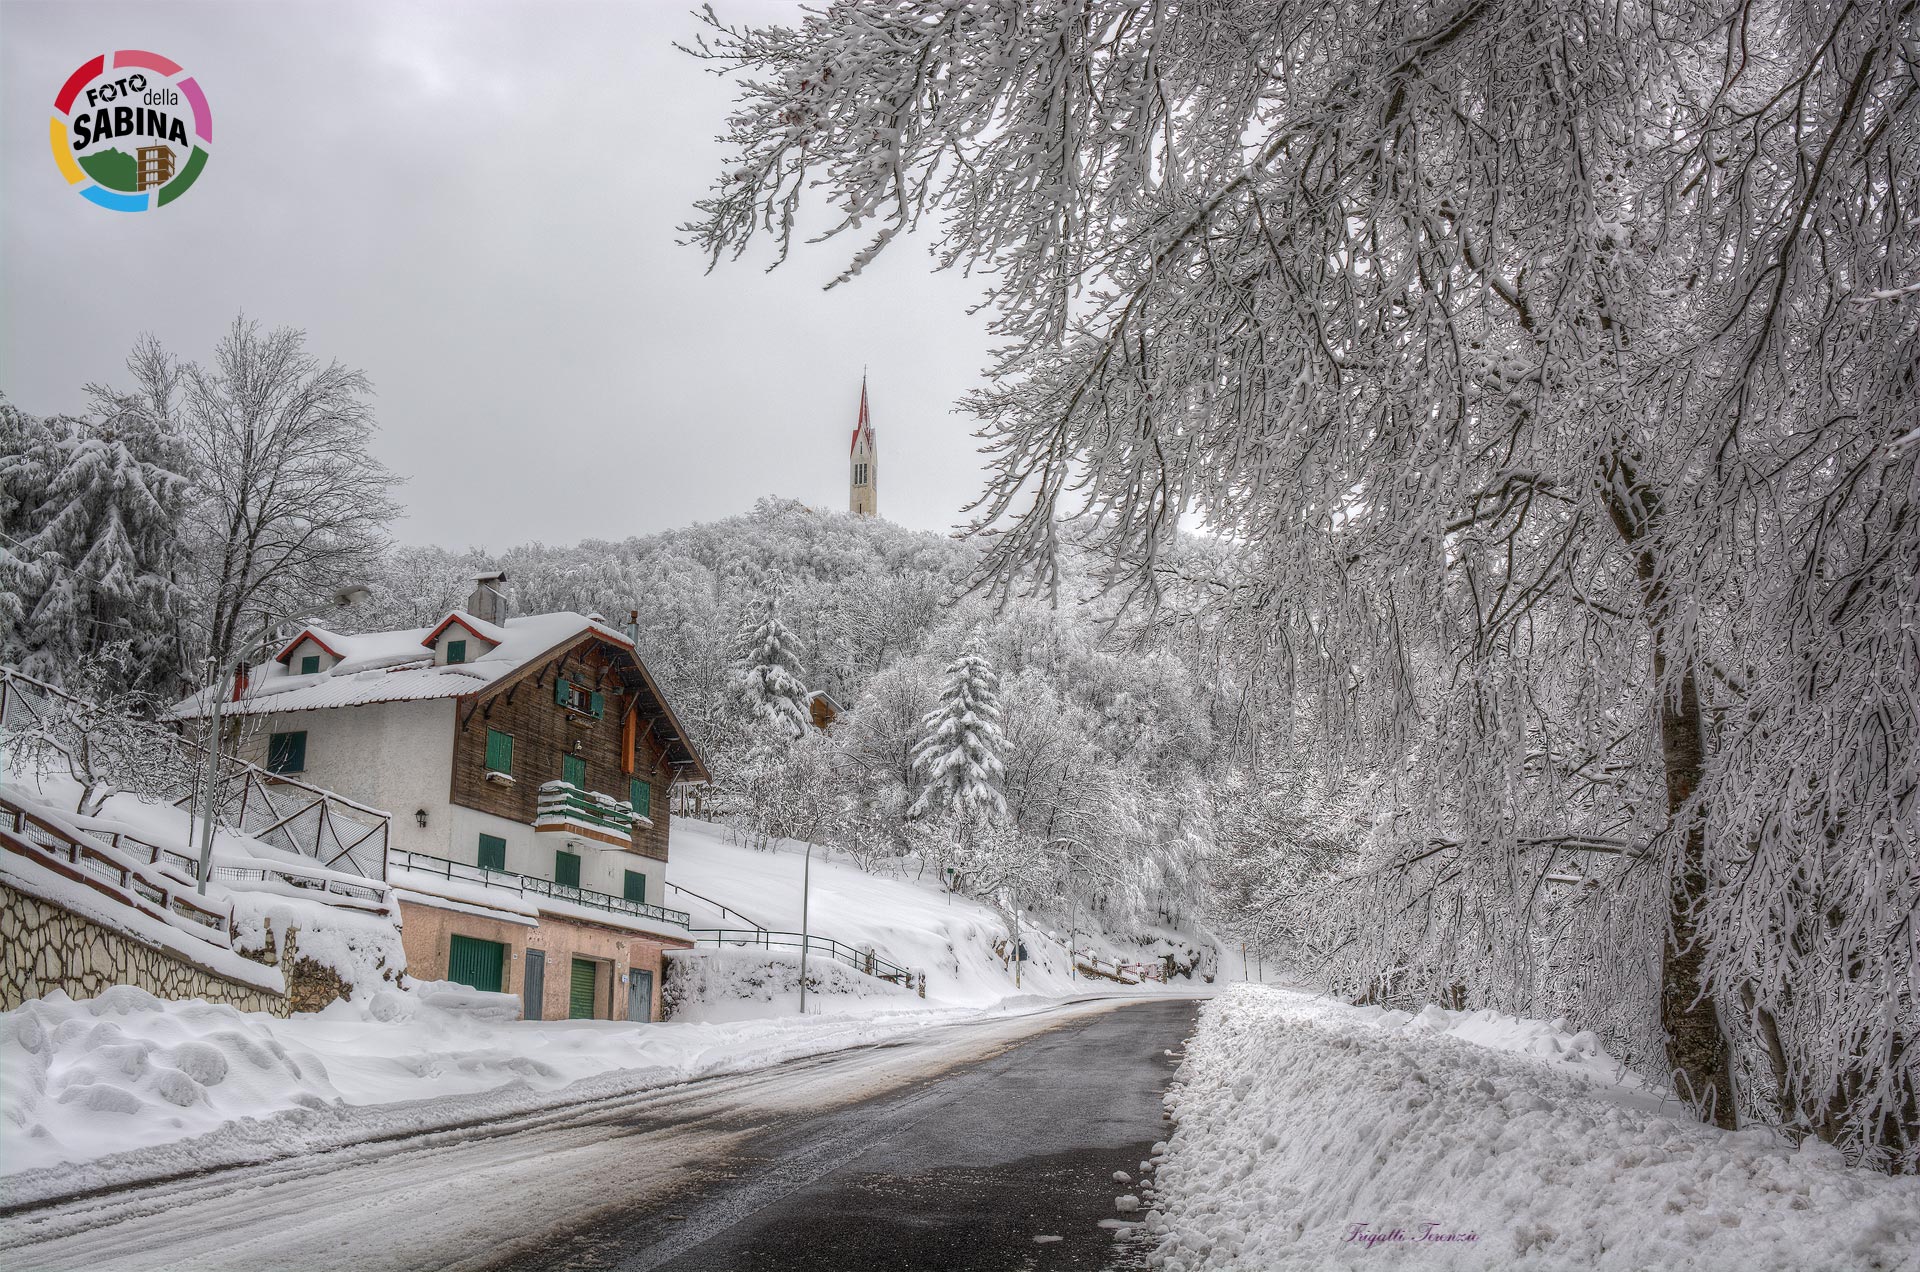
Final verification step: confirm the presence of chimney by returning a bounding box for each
[468,571,509,625]
[231,662,250,702]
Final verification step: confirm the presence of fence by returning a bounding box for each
[665,880,768,932]
[0,792,235,951]
[392,849,691,930]
[0,666,391,883]
[690,927,918,988]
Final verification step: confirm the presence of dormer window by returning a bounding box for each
[423,614,496,666]
[275,629,343,677]
[447,639,467,665]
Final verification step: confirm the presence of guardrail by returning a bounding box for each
[0,795,235,950]
[690,927,918,988]
[392,850,690,930]
[665,880,768,932]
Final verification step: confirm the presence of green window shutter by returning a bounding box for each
[568,957,597,1019]
[447,639,466,665]
[485,729,513,773]
[562,754,586,789]
[299,655,320,676]
[589,690,605,719]
[554,676,571,706]
[624,870,646,904]
[555,850,581,888]
[447,935,506,994]
[629,778,651,818]
[267,731,307,774]
[477,834,506,871]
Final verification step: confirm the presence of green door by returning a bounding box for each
[569,957,598,1019]
[448,934,506,993]
[555,850,581,888]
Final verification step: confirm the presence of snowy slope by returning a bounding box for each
[664,818,1212,1009]
[1140,986,1920,1272]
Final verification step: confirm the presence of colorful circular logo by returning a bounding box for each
[50,51,211,211]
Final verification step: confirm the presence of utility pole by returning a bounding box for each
[797,838,814,1014]
[193,660,224,896]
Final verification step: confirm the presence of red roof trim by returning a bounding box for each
[849,375,874,455]
[420,613,495,649]
[274,629,345,664]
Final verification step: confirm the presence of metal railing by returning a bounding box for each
[392,849,690,929]
[0,794,234,949]
[665,880,768,932]
[690,928,917,987]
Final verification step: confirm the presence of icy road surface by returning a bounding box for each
[0,996,1197,1272]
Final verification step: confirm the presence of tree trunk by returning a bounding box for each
[1654,664,1737,1128]
[1603,452,1736,1128]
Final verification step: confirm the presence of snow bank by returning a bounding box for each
[1145,987,1920,1271]
[664,946,918,1023]
[0,979,979,1206]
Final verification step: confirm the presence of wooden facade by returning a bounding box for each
[448,635,685,863]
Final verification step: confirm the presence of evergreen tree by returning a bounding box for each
[733,575,811,743]
[910,650,1008,823]
[0,397,190,692]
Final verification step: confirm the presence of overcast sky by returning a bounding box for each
[1,0,998,550]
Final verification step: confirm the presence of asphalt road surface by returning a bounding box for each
[0,996,1198,1272]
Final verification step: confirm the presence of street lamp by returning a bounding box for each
[797,837,814,1015]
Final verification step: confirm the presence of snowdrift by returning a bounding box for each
[1144,986,1920,1271]
[663,946,919,1023]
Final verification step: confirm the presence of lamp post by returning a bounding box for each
[797,837,814,1015]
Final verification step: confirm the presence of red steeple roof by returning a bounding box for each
[850,374,875,454]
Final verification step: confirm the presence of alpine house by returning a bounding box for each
[166,575,711,1022]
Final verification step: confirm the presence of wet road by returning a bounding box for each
[0,996,1197,1272]
[492,997,1197,1272]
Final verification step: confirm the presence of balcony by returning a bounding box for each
[392,849,690,931]
[534,781,634,845]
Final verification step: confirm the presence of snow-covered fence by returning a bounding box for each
[210,766,390,882]
[0,792,235,950]
[1,666,391,883]
[690,927,921,992]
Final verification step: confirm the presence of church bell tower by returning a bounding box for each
[849,375,877,516]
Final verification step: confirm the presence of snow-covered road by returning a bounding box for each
[0,996,1166,1272]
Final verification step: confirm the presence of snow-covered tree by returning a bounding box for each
[179,317,401,669]
[690,0,1920,1163]
[733,574,811,743]
[0,345,193,694]
[910,650,1008,823]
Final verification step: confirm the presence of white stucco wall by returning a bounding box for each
[235,699,457,859]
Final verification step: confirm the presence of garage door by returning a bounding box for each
[448,934,506,994]
[569,957,597,1019]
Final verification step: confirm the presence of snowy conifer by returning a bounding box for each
[910,651,1008,822]
[733,576,810,742]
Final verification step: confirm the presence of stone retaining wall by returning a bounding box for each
[0,880,288,1016]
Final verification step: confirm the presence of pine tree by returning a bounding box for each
[910,650,1008,823]
[2,400,190,692]
[733,576,810,742]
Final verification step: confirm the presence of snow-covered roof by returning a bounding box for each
[170,611,626,720]
[166,609,712,780]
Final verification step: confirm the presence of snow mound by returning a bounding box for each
[663,947,917,1023]
[0,987,337,1172]
[1149,986,1920,1272]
